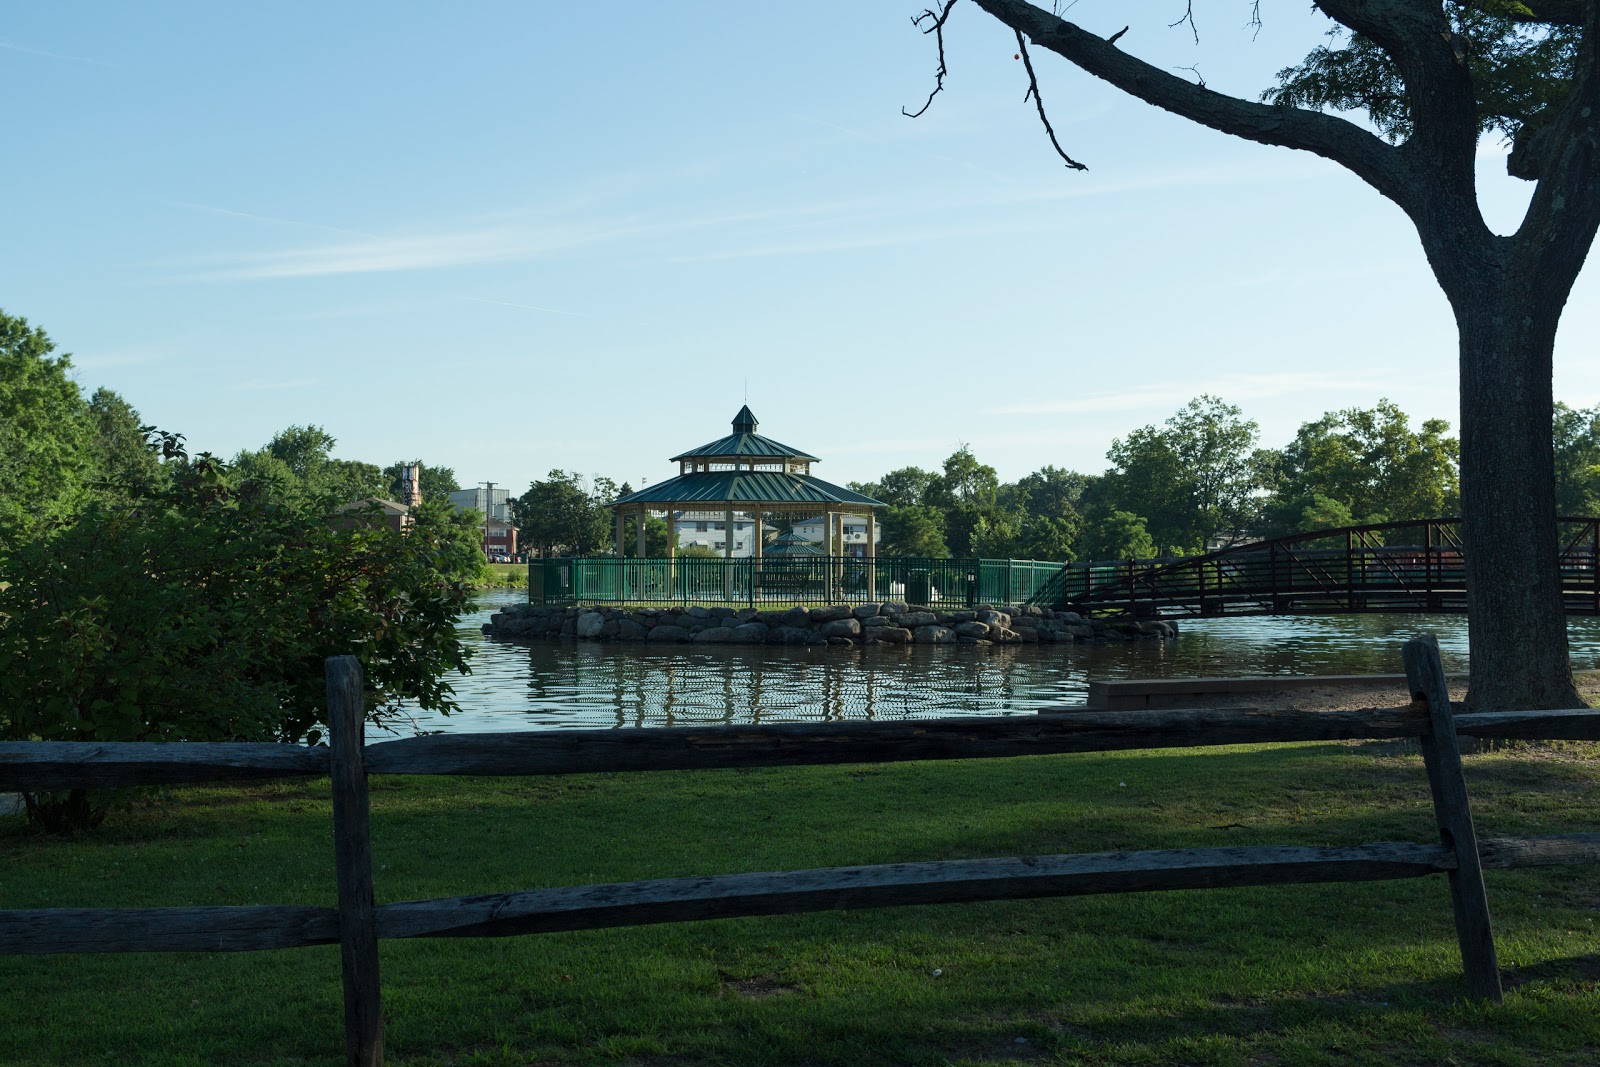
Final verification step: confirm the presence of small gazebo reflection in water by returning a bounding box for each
[609,406,886,568]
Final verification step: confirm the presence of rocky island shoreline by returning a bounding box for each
[484,601,1177,647]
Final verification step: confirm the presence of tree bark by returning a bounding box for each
[1450,266,1582,710]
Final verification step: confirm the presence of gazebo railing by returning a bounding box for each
[532,557,1071,609]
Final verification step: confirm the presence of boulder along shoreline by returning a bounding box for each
[484,602,1177,648]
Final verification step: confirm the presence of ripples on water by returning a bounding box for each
[394,591,1600,734]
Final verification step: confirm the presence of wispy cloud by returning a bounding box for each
[0,38,118,67]
[172,154,1334,282]
[231,377,319,391]
[165,200,376,238]
[465,297,587,318]
[985,371,1389,417]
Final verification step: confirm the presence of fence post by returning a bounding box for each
[1401,636,1503,1002]
[327,656,385,1065]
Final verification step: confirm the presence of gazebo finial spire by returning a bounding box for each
[732,404,757,435]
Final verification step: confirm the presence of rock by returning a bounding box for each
[780,606,811,629]
[865,626,911,644]
[735,608,758,621]
[767,626,815,645]
[914,624,955,645]
[755,610,792,627]
[826,636,856,647]
[721,616,741,627]
[648,625,691,642]
[860,615,891,628]
[818,617,862,639]
[710,606,738,619]
[953,621,991,639]
[1058,611,1084,625]
[977,610,1010,629]
[880,601,909,616]
[853,602,882,619]
[600,619,620,638]
[728,622,769,643]
[809,604,853,623]
[1014,627,1038,643]
[894,611,938,628]
[1068,624,1095,640]
[693,627,734,643]
[686,605,713,619]
[948,610,977,623]
[616,620,648,641]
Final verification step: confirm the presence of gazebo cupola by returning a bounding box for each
[609,406,885,560]
[670,405,818,477]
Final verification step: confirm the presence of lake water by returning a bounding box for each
[394,590,1600,735]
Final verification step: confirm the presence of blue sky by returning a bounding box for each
[5,3,1595,494]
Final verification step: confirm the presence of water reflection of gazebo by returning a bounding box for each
[609,405,886,561]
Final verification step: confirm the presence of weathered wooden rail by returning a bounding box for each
[4,637,1600,1065]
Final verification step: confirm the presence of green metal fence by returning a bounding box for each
[531,556,1073,609]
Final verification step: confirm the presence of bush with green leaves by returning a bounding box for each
[0,443,481,831]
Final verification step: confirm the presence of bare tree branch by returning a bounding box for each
[966,0,1412,207]
[902,2,961,119]
[1015,30,1087,170]
[1169,2,1199,46]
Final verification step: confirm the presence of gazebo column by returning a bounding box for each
[615,509,625,557]
[636,508,646,558]
[826,510,838,600]
[752,509,764,604]
[724,503,736,602]
[866,509,877,600]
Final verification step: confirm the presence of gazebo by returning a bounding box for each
[609,406,886,561]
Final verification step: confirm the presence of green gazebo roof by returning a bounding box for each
[762,531,824,556]
[611,470,884,509]
[670,406,819,463]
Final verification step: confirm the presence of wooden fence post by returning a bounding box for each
[1401,635,1503,1002]
[327,656,385,1065]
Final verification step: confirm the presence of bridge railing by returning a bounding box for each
[1050,518,1600,618]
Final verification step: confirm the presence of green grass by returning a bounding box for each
[479,563,527,588]
[4,741,1600,1066]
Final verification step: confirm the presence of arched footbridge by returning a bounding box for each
[1036,518,1600,619]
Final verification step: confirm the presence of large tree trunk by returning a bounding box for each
[1453,270,1583,710]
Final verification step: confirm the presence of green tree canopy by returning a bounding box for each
[878,504,950,557]
[1102,396,1259,554]
[0,309,91,540]
[1553,402,1600,515]
[514,470,612,556]
[850,466,939,508]
[1261,399,1459,534]
[1077,507,1157,562]
[86,387,165,504]
[0,434,479,831]
[234,425,388,508]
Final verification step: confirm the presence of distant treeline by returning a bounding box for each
[509,394,1600,563]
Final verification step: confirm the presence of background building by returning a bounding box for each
[448,485,518,560]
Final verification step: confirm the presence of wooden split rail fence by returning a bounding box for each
[5,638,1600,1065]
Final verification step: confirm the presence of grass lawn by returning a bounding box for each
[481,563,527,588]
[4,740,1600,1066]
